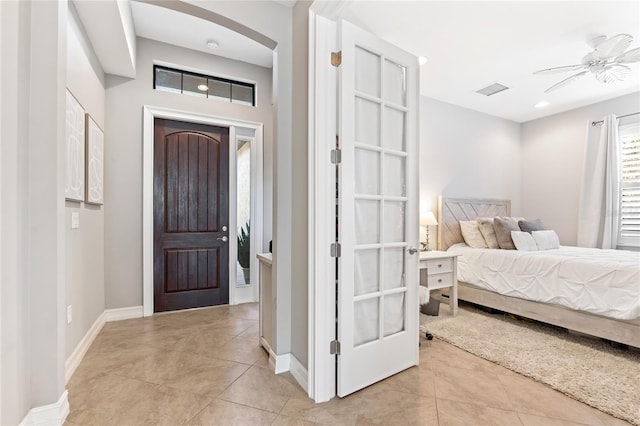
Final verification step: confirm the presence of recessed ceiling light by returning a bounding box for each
[206,40,219,50]
[535,101,550,108]
[418,56,428,66]
[197,84,209,91]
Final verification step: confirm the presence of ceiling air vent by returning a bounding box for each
[476,82,510,96]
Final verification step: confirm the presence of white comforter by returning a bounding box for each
[448,244,640,320]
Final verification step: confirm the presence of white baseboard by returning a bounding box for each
[259,338,309,393]
[271,352,291,374]
[19,390,69,426]
[65,306,142,384]
[260,337,290,374]
[289,354,309,394]
[65,312,106,384]
[104,305,143,322]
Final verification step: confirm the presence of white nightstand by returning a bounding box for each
[419,251,459,316]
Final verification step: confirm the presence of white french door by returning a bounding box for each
[337,20,420,397]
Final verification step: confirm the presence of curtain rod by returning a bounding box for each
[592,112,640,126]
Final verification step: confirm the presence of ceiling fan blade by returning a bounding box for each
[587,35,607,49]
[533,64,586,75]
[616,47,640,64]
[544,71,588,93]
[595,64,631,84]
[593,33,633,59]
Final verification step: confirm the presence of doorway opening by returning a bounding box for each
[142,106,264,316]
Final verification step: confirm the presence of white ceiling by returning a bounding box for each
[80,1,639,123]
[341,1,640,123]
[130,1,273,68]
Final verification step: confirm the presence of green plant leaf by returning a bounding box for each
[237,221,251,268]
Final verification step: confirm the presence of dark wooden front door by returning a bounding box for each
[153,118,230,312]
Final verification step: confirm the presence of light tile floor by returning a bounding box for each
[65,303,630,425]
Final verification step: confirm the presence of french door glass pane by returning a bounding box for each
[354,249,379,296]
[355,200,380,244]
[383,248,405,290]
[383,107,406,152]
[383,59,406,106]
[355,98,380,146]
[383,201,405,243]
[383,293,405,337]
[355,148,380,195]
[383,154,406,196]
[355,47,380,97]
[354,298,379,346]
[236,140,251,285]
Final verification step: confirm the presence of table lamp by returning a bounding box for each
[420,211,438,251]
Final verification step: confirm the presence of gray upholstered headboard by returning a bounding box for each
[437,197,511,251]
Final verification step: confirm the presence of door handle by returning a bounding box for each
[217,236,228,243]
[408,247,418,255]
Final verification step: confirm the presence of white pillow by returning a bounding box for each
[460,221,488,248]
[532,230,560,250]
[511,231,538,251]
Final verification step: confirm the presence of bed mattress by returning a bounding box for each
[447,244,640,320]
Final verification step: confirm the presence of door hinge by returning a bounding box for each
[330,242,341,258]
[331,149,342,164]
[331,51,342,67]
[330,340,341,355]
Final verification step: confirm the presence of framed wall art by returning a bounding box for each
[85,114,104,205]
[65,89,85,202]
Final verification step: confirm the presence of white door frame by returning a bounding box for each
[307,9,339,403]
[142,105,264,317]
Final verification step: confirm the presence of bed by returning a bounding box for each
[437,196,640,348]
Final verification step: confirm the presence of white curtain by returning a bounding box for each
[577,115,621,249]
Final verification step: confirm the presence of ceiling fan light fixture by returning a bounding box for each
[206,39,219,50]
[534,33,639,93]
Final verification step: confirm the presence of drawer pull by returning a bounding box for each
[437,264,442,268]
[437,278,442,283]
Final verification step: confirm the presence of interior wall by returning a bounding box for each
[65,3,106,360]
[27,0,68,410]
[104,37,273,309]
[420,96,522,248]
[520,92,640,245]
[291,0,311,369]
[0,1,30,422]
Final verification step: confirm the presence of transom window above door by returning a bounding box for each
[154,65,256,107]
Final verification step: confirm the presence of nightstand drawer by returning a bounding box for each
[425,258,453,274]
[427,273,453,289]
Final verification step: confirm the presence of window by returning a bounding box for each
[153,65,256,106]
[619,122,640,248]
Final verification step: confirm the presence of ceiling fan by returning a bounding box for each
[534,34,640,93]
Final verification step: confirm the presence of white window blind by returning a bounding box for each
[619,122,640,248]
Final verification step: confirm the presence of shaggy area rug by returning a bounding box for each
[420,304,640,425]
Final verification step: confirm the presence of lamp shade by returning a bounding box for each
[420,211,438,226]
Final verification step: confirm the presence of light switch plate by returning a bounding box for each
[71,212,79,229]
